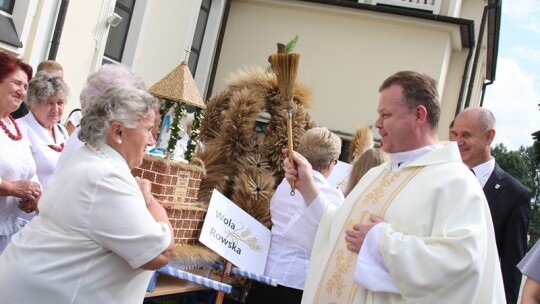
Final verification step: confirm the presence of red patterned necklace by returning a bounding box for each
[0,115,22,141]
[48,142,65,152]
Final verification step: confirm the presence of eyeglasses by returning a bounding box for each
[333,159,338,165]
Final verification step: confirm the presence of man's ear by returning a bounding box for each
[486,128,496,145]
[415,105,428,125]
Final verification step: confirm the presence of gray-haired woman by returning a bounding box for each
[0,87,174,303]
[56,63,146,173]
[17,72,69,191]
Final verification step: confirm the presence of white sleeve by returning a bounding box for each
[354,223,399,293]
[67,110,82,126]
[283,191,332,252]
[88,171,171,268]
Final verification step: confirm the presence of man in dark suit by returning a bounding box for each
[451,107,531,304]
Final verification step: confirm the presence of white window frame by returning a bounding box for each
[192,0,226,100]
[0,0,39,55]
[95,0,150,69]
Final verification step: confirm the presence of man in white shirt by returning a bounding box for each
[451,107,531,304]
[283,71,505,303]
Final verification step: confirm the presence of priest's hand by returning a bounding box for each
[345,214,384,253]
[282,149,320,206]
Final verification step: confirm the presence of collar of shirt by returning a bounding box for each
[388,144,442,173]
[471,157,495,187]
[312,170,329,186]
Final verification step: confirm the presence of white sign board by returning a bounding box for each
[199,189,271,274]
[327,160,352,193]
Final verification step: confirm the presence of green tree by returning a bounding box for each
[492,143,540,248]
[533,130,540,164]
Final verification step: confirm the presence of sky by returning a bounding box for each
[482,0,540,150]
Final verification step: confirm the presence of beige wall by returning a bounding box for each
[4,0,485,139]
[54,0,199,120]
[135,0,199,88]
[213,0,467,140]
[54,1,104,119]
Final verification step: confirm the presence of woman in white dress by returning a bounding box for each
[17,72,69,191]
[0,87,174,303]
[0,52,41,253]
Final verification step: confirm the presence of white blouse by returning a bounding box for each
[0,143,171,303]
[17,112,69,190]
[264,171,343,290]
[0,117,38,238]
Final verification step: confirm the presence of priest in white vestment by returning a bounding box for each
[282,71,505,304]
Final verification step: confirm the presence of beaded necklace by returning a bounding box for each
[47,127,65,152]
[48,143,65,152]
[0,115,22,141]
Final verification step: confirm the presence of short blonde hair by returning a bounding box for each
[297,127,341,172]
[344,148,389,196]
[37,60,63,73]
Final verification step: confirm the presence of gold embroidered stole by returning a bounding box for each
[314,167,422,303]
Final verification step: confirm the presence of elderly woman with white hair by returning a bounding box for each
[55,63,146,172]
[0,87,174,303]
[17,72,69,191]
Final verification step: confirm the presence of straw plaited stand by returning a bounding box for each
[195,48,314,301]
[132,53,220,272]
[150,56,235,304]
[149,55,206,161]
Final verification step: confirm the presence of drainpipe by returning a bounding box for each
[454,39,475,116]
[48,0,70,60]
[464,2,499,109]
[479,79,493,107]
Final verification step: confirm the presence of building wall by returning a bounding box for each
[135,0,200,88]
[0,0,488,139]
[212,0,469,140]
[54,1,106,117]
[55,0,200,120]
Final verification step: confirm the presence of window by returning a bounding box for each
[0,0,21,48]
[103,0,135,64]
[189,0,211,75]
[0,0,15,14]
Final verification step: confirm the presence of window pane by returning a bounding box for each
[189,0,212,76]
[104,7,132,62]
[192,10,209,53]
[0,0,15,13]
[0,14,22,47]
[201,0,211,10]
[188,51,199,75]
[117,0,135,10]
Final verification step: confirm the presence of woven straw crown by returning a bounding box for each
[149,60,206,109]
